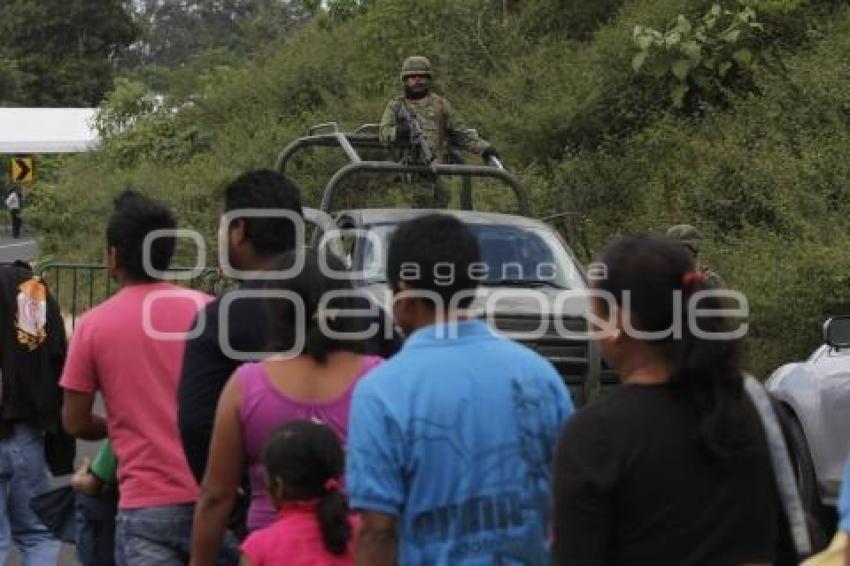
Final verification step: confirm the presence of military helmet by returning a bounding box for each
[400,56,433,81]
[666,224,702,255]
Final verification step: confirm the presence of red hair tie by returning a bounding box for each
[324,478,341,492]
[682,271,706,289]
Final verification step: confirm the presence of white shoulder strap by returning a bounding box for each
[743,375,813,557]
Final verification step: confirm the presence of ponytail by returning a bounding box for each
[261,421,352,555]
[316,482,352,556]
[671,273,746,463]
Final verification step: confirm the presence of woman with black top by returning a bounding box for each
[552,234,779,565]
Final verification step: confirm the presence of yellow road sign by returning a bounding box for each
[11,157,33,184]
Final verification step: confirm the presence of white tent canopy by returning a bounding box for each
[0,108,99,153]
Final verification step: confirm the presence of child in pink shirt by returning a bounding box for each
[240,420,357,566]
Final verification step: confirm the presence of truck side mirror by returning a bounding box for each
[824,316,850,349]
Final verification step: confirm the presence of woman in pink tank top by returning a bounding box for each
[190,251,384,566]
[237,354,381,530]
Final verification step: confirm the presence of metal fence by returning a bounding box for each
[41,263,223,331]
[41,264,112,330]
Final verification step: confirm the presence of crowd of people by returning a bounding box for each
[0,167,848,565]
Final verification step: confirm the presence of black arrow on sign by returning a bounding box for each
[14,159,30,182]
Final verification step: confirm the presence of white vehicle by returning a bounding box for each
[766,316,850,514]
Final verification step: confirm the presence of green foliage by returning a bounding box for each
[29,0,850,377]
[0,56,22,105]
[633,4,765,109]
[514,0,625,40]
[100,115,210,170]
[729,234,850,375]
[0,0,138,106]
[124,0,314,69]
[738,0,807,15]
[93,79,161,138]
[325,0,370,23]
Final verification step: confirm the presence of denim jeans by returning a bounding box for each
[76,489,118,566]
[115,503,239,566]
[0,423,61,565]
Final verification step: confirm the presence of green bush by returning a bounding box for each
[632,4,765,109]
[29,0,850,376]
[738,0,806,15]
[716,230,850,376]
[517,0,625,41]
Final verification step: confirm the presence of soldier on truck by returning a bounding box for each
[379,55,500,207]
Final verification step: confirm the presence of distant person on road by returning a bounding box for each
[239,421,358,566]
[5,184,23,238]
[189,250,381,565]
[59,190,234,565]
[378,56,500,207]
[0,260,72,565]
[346,214,573,565]
[552,234,779,564]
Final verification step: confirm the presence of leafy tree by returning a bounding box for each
[632,4,765,109]
[0,0,138,106]
[24,0,850,378]
[0,55,22,105]
[93,78,161,138]
[124,0,314,68]
[515,0,625,40]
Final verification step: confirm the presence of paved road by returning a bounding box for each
[0,230,38,263]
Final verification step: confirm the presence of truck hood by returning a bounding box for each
[362,283,589,318]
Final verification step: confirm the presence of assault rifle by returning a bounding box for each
[396,101,435,166]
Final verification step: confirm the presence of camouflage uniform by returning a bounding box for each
[379,94,491,163]
[379,56,493,208]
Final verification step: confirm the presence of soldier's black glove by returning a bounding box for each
[395,122,411,144]
[482,146,500,163]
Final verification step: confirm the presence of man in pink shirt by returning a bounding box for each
[60,190,231,565]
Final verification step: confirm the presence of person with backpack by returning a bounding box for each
[552,234,781,564]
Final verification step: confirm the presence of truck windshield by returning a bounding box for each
[356,222,586,290]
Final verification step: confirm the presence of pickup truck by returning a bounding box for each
[280,123,612,404]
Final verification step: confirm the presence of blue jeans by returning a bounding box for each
[76,490,118,566]
[0,423,61,565]
[115,504,239,566]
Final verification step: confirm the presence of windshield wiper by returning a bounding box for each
[480,279,566,290]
